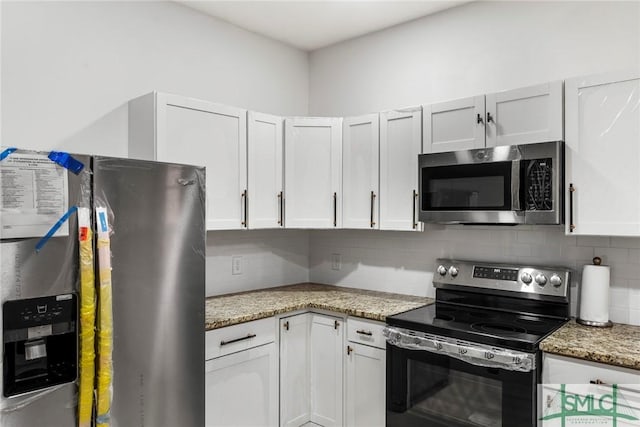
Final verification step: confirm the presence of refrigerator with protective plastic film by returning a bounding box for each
[0,149,205,427]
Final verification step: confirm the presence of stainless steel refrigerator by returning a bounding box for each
[0,151,205,426]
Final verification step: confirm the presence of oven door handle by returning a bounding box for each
[511,159,522,211]
[383,326,535,373]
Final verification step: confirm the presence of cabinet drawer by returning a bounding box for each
[206,317,275,360]
[543,353,640,386]
[347,318,386,349]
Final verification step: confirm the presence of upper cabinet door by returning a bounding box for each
[284,117,343,229]
[423,96,486,153]
[486,81,563,147]
[379,108,422,231]
[565,70,640,236]
[248,111,284,229]
[342,114,380,229]
[129,93,247,231]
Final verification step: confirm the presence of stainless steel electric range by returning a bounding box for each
[384,259,571,427]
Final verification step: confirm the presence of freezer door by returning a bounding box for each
[0,152,89,427]
[93,157,205,427]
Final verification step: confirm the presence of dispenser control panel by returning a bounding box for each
[3,294,77,397]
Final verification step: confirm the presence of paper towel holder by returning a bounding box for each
[577,257,613,328]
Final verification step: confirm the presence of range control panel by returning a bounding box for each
[434,258,571,301]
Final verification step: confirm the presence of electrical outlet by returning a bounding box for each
[331,253,341,271]
[232,256,242,275]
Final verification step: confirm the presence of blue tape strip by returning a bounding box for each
[35,206,78,253]
[98,210,108,233]
[48,151,84,175]
[95,414,111,425]
[0,147,17,161]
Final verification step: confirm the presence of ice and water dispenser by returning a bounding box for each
[3,294,77,397]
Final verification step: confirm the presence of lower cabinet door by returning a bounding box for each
[310,314,344,427]
[346,342,386,427]
[205,342,278,427]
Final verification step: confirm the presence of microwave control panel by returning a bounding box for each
[524,158,553,211]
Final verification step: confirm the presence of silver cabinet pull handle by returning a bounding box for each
[569,183,576,232]
[277,191,284,226]
[220,333,256,346]
[241,190,248,228]
[412,190,418,229]
[370,191,376,228]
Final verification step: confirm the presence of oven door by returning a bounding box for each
[418,146,524,224]
[386,342,539,427]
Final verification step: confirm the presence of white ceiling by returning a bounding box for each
[177,1,470,51]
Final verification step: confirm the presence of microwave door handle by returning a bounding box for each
[511,160,522,211]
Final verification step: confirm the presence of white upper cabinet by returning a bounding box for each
[129,92,247,230]
[248,112,284,229]
[423,96,486,153]
[342,114,380,229]
[422,82,563,153]
[486,80,563,147]
[565,70,640,236]
[379,108,422,231]
[284,117,343,229]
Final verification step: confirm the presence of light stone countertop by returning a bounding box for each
[205,283,433,330]
[540,319,640,370]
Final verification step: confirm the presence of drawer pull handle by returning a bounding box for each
[356,329,373,336]
[590,379,606,385]
[220,333,256,346]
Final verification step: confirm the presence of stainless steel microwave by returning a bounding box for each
[418,141,564,225]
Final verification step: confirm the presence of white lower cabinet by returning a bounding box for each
[280,313,345,427]
[345,318,386,427]
[542,353,640,386]
[541,354,640,427]
[310,314,344,427]
[205,318,278,427]
[280,313,312,427]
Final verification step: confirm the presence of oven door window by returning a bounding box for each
[387,346,536,427]
[421,162,513,211]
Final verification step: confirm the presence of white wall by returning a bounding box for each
[1,1,308,157]
[310,228,640,324]
[308,0,640,324]
[207,230,309,296]
[309,1,640,116]
[1,1,310,296]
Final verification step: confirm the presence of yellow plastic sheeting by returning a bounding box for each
[96,206,113,427]
[77,209,95,427]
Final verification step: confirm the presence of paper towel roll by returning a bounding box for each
[578,259,612,326]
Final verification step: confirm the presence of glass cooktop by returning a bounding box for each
[386,302,568,352]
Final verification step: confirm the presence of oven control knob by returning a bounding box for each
[448,266,459,277]
[520,272,532,285]
[550,274,563,287]
[437,265,448,276]
[535,274,548,286]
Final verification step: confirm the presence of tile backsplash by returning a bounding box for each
[206,230,309,296]
[309,225,640,325]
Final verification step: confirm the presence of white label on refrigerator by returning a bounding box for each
[0,152,70,239]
